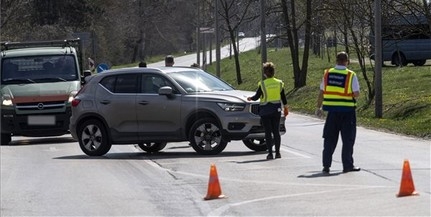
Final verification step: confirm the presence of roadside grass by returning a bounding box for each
[205,48,431,139]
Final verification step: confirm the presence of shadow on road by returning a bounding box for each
[5,136,76,146]
[54,146,265,160]
[297,171,342,178]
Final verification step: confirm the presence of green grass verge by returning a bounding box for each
[205,48,431,139]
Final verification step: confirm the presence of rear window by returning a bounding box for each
[100,74,139,93]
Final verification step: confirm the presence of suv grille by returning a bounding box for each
[16,101,66,111]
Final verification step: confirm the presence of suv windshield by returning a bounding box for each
[169,70,234,93]
[1,55,79,84]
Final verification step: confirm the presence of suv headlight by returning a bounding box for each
[217,103,245,112]
[2,95,13,106]
[68,90,78,103]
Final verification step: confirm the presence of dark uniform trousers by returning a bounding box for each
[261,112,281,154]
[322,110,356,170]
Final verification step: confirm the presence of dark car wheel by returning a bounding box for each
[189,118,228,155]
[138,142,167,153]
[77,119,111,156]
[1,133,11,145]
[242,138,267,152]
[412,60,426,66]
[392,52,407,66]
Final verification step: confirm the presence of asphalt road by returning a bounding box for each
[1,38,430,216]
[148,37,260,67]
[1,113,429,216]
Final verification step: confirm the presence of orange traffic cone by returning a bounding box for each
[397,159,419,197]
[204,164,226,200]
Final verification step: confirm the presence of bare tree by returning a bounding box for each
[280,0,313,88]
[218,0,259,84]
[321,0,375,107]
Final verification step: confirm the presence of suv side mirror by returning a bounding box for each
[159,86,174,97]
[83,70,92,77]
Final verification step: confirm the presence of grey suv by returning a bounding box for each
[69,66,286,156]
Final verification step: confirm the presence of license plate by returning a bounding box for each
[28,115,56,125]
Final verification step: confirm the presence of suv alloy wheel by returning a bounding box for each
[188,118,228,155]
[78,119,112,156]
[242,138,267,152]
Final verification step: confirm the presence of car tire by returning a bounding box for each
[392,52,407,66]
[138,142,167,153]
[77,119,111,156]
[242,139,267,152]
[1,133,11,145]
[189,118,228,155]
[412,60,426,66]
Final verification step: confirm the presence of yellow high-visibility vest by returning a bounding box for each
[259,77,284,105]
[322,68,356,108]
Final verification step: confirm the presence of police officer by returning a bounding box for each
[315,51,360,174]
[248,62,288,160]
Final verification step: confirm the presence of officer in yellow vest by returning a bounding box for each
[316,52,360,174]
[248,62,289,160]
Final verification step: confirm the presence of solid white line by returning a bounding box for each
[280,146,312,159]
[206,186,391,216]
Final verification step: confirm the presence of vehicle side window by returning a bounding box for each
[115,74,139,93]
[141,74,178,94]
[100,76,116,92]
[100,74,139,93]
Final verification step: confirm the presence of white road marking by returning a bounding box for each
[206,186,392,216]
[280,146,312,159]
[135,146,394,217]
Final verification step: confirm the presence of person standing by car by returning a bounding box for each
[138,61,147,67]
[315,51,360,174]
[247,62,289,160]
[165,55,174,66]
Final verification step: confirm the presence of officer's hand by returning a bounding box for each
[283,106,289,117]
[315,108,323,118]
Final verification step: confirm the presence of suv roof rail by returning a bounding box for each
[1,38,81,51]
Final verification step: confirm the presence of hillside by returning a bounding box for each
[206,48,431,139]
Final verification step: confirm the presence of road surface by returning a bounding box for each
[1,112,429,216]
[1,37,430,216]
[148,37,260,67]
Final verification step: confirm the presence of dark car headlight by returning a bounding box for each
[217,103,245,112]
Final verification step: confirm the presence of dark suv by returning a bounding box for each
[69,66,286,156]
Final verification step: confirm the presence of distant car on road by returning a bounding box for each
[70,66,286,156]
[238,32,245,38]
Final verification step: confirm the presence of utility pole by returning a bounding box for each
[215,0,221,77]
[374,0,383,118]
[203,33,206,70]
[196,0,201,66]
[260,0,267,78]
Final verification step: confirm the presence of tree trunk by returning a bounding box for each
[229,28,242,84]
[281,0,311,88]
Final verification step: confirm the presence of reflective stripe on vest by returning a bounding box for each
[323,68,356,108]
[259,78,284,105]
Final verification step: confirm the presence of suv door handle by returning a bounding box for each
[139,101,149,105]
[100,100,110,105]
